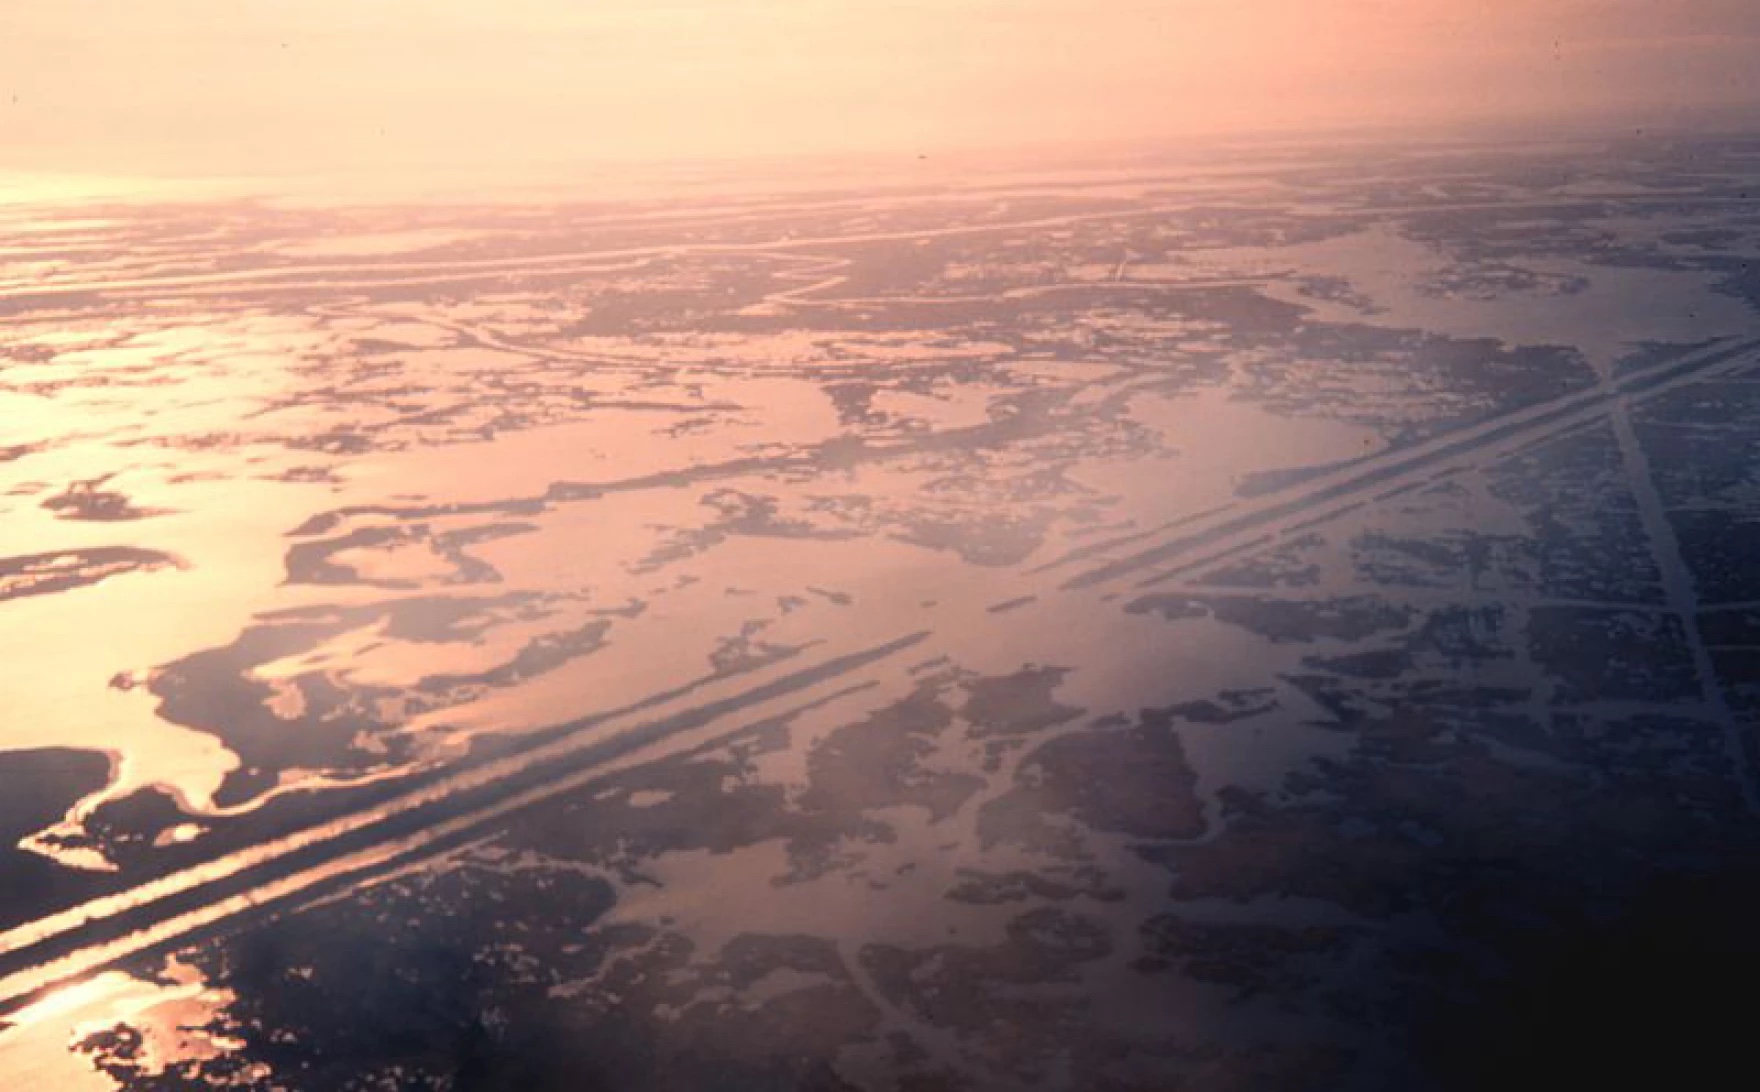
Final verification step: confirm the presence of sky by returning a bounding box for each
[2,1,1758,189]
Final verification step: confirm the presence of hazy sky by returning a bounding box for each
[3,1,1757,185]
